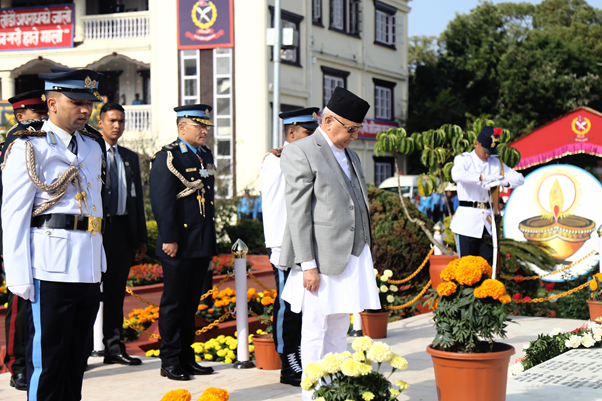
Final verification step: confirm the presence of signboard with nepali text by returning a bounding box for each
[177,0,234,50]
[0,4,74,52]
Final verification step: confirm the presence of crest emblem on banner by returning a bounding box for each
[191,1,217,30]
[572,115,591,142]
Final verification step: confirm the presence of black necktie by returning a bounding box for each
[107,147,119,216]
[68,135,77,155]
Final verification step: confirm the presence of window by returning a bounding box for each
[373,78,396,120]
[180,50,200,105]
[313,0,322,26]
[322,66,350,107]
[213,48,234,198]
[375,162,392,186]
[374,1,397,47]
[269,7,304,67]
[330,0,362,36]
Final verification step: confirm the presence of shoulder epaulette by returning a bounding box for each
[19,119,42,126]
[7,122,19,135]
[13,129,46,137]
[80,125,102,139]
[164,141,178,151]
[150,149,162,169]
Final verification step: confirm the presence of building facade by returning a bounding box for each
[0,0,409,197]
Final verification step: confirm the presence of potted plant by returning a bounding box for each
[301,336,410,401]
[360,269,401,339]
[426,255,515,401]
[586,273,602,321]
[374,119,522,285]
[253,289,281,370]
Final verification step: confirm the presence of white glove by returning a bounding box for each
[9,284,35,302]
[485,180,508,188]
[482,174,503,183]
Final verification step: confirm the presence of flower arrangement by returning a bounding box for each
[510,320,602,376]
[191,330,263,363]
[122,305,160,342]
[196,287,267,323]
[257,289,277,335]
[211,254,251,276]
[431,255,511,353]
[126,263,163,287]
[367,269,400,313]
[159,388,229,401]
[589,273,602,301]
[302,336,409,401]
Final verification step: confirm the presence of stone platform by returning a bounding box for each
[0,314,593,401]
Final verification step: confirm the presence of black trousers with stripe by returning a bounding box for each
[4,290,27,375]
[158,256,210,367]
[457,228,494,266]
[26,280,100,401]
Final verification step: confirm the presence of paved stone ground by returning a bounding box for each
[0,313,590,401]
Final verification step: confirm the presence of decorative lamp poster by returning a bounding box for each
[504,165,602,281]
[177,0,234,50]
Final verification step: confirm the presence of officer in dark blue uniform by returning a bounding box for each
[150,104,217,381]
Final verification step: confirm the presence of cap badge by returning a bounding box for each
[91,80,96,89]
[205,109,209,116]
[84,76,92,88]
[491,127,502,148]
[312,112,317,120]
[41,93,46,102]
[20,104,25,108]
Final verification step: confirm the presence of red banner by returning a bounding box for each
[0,4,74,52]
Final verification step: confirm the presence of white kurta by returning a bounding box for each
[281,129,380,315]
[450,150,524,238]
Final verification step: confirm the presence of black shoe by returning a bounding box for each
[91,350,105,357]
[104,353,142,366]
[160,365,191,381]
[182,361,214,375]
[279,353,302,387]
[10,372,27,391]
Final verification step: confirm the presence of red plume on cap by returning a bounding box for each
[493,128,502,137]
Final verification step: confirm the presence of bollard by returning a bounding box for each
[91,283,105,356]
[598,224,602,273]
[232,239,255,369]
[433,221,445,256]
[349,312,363,337]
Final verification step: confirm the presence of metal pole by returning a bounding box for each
[349,312,363,337]
[271,0,282,149]
[232,239,255,369]
[598,224,602,273]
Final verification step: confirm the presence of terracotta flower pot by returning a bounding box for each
[429,255,459,290]
[359,311,390,339]
[253,335,281,370]
[587,300,602,322]
[426,342,515,401]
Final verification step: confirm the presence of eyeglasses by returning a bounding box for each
[182,122,212,130]
[332,115,363,134]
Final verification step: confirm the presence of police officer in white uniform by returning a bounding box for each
[450,127,524,265]
[1,67,106,401]
[261,107,319,387]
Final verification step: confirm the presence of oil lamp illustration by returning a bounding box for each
[518,169,595,261]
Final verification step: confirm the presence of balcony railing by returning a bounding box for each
[124,105,151,132]
[83,11,149,40]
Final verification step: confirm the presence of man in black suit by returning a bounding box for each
[96,102,148,365]
[150,104,217,381]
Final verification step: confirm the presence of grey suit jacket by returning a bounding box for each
[278,129,371,275]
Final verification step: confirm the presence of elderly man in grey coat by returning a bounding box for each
[280,87,380,400]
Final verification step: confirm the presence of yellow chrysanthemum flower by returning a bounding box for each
[396,380,410,390]
[321,352,345,374]
[390,388,400,396]
[341,351,353,359]
[300,377,316,391]
[352,336,373,352]
[362,391,375,401]
[304,362,325,381]
[366,342,393,363]
[388,355,408,371]
[353,351,365,362]
[437,281,457,297]
[341,359,363,377]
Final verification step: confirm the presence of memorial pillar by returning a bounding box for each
[0,72,15,101]
[73,0,86,42]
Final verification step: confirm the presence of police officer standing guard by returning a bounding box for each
[450,127,524,265]
[150,105,217,381]
[1,68,106,401]
[260,107,319,386]
[3,90,49,391]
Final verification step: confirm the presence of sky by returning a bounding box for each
[407,0,602,38]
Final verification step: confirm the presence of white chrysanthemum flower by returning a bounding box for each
[592,328,602,342]
[581,333,596,348]
[366,342,393,363]
[383,269,393,277]
[380,285,389,293]
[510,362,524,376]
[320,353,345,374]
[549,328,564,336]
[380,275,389,282]
[565,335,582,349]
[587,321,601,330]
[374,268,379,276]
[389,285,399,292]
[522,343,530,351]
[387,295,395,303]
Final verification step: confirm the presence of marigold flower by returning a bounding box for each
[366,342,393,363]
[208,308,214,313]
[360,363,372,375]
[261,296,273,306]
[341,359,363,377]
[353,351,365,362]
[160,389,191,401]
[205,354,213,360]
[440,258,460,281]
[390,389,400,396]
[437,281,457,297]
[301,377,316,391]
[321,352,345,374]
[396,380,410,390]
[474,279,507,300]
[304,362,325,381]
[455,258,484,286]
[352,336,373,352]
[362,392,375,401]
[591,280,599,291]
[595,273,602,281]
[499,294,511,304]
[388,355,408,371]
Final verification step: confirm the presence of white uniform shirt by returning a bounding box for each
[2,120,107,288]
[450,150,524,238]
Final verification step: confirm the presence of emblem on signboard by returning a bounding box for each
[572,115,591,142]
[191,1,217,30]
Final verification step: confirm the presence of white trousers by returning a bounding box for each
[300,289,349,401]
